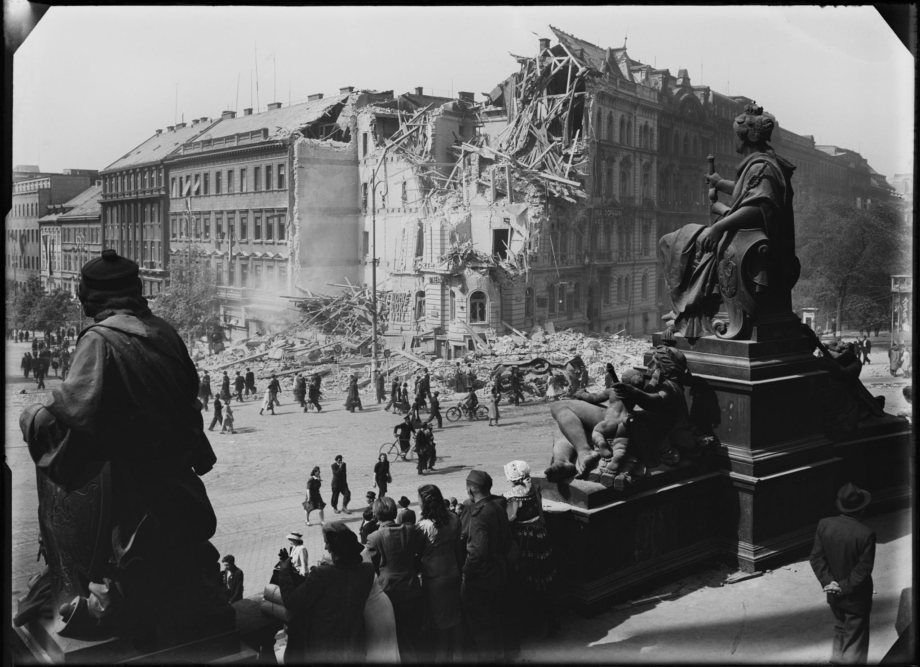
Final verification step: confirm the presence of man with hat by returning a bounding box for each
[15,249,219,641]
[375,370,386,404]
[461,470,512,663]
[330,454,351,514]
[199,370,213,412]
[396,496,416,525]
[360,491,379,545]
[810,483,876,665]
[428,390,443,429]
[244,367,256,399]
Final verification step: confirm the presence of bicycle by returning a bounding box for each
[445,403,489,422]
[380,438,415,462]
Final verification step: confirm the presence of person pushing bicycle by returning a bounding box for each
[393,414,416,457]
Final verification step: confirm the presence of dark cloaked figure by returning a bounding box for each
[374,453,391,497]
[376,372,386,403]
[221,372,231,401]
[34,358,46,389]
[810,483,876,665]
[294,375,307,408]
[244,368,256,397]
[278,522,375,664]
[221,555,244,603]
[306,376,323,412]
[416,425,434,475]
[198,372,213,411]
[428,391,443,429]
[331,455,351,514]
[394,415,416,456]
[233,372,245,402]
[21,352,33,378]
[509,367,525,405]
[345,374,362,412]
[15,249,219,641]
[209,396,224,431]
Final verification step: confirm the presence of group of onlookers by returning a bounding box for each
[275,461,559,663]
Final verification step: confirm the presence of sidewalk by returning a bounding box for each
[515,508,912,664]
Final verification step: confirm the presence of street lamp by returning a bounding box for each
[370,169,388,383]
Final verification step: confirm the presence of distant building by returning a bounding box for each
[7,168,97,291]
[37,181,103,292]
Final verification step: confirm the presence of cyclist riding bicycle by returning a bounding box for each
[458,386,479,418]
[393,414,416,457]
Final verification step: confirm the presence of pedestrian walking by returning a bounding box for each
[259,386,275,416]
[220,371,231,401]
[376,371,386,404]
[268,374,282,407]
[220,400,236,434]
[31,338,38,355]
[487,383,501,426]
[331,454,351,514]
[374,453,391,498]
[461,470,512,663]
[400,383,410,411]
[509,367,525,405]
[428,390,443,429]
[810,483,876,665]
[416,483,464,664]
[861,336,872,365]
[304,466,327,526]
[34,359,46,389]
[418,369,432,407]
[208,396,224,430]
[502,460,560,638]
[244,368,256,398]
[293,374,307,408]
[21,352,33,378]
[305,375,323,412]
[344,374,362,412]
[198,371,213,411]
[221,555,244,603]
[901,345,912,379]
[415,424,433,476]
[60,349,71,381]
[366,497,425,664]
[394,414,416,457]
[51,353,60,377]
[384,377,400,412]
[455,362,466,393]
[233,372,245,402]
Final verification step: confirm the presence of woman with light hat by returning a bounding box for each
[286,531,308,576]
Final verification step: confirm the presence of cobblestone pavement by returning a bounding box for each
[6,336,912,662]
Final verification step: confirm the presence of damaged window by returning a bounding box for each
[470,291,487,323]
[547,284,556,314]
[415,224,424,258]
[493,229,510,260]
[642,274,648,299]
[415,291,426,321]
[525,287,534,318]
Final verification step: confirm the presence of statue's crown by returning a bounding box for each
[743,103,764,116]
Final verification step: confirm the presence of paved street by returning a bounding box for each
[6,335,912,663]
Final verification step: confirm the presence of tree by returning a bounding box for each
[32,288,80,334]
[794,197,908,333]
[12,277,46,332]
[150,246,220,348]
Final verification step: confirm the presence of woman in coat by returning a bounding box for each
[487,381,501,426]
[345,374,363,412]
[278,522,376,664]
[374,453,390,498]
[416,483,463,663]
[304,466,326,526]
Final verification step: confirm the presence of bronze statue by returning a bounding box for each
[544,345,714,486]
[14,250,228,649]
[659,104,800,339]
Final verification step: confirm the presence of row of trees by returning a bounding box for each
[6,276,82,334]
[793,196,910,333]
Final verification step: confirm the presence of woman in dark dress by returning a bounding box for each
[304,466,326,526]
[374,453,390,498]
[278,522,376,664]
[345,374,363,412]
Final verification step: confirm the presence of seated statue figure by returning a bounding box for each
[659,103,800,339]
[545,344,713,488]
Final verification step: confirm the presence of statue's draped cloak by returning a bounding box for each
[21,310,217,562]
[658,150,796,337]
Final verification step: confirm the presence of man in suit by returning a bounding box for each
[330,455,351,514]
[244,368,256,398]
[428,390,443,429]
[810,482,876,665]
[233,372,246,402]
[221,554,244,603]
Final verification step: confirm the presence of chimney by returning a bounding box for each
[200,117,208,123]
[243,108,253,116]
[539,37,551,52]
[221,110,236,120]
[415,87,424,96]
[167,125,175,132]
[307,93,324,101]
[339,86,355,94]
[458,91,475,103]
[175,122,187,129]
[191,118,200,126]
[267,102,282,110]
[155,129,162,135]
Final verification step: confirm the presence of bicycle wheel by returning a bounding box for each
[475,405,489,420]
[445,407,462,422]
[380,442,398,462]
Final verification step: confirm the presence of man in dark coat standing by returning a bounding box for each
[418,369,432,407]
[233,371,245,402]
[427,390,443,429]
[199,371,213,412]
[376,371,386,404]
[221,371,231,401]
[509,367,525,405]
[209,395,224,431]
[331,454,351,514]
[33,356,47,389]
[461,470,512,663]
[810,483,876,665]
[21,352,33,378]
[306,376,322,412]
[384,377,400,412]
[244,368,256,398]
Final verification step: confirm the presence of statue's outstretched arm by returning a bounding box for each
[575,389,611,405]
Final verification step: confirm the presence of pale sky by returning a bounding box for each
[12,5,914,179]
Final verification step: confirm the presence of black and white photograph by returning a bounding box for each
[5,5,914,664]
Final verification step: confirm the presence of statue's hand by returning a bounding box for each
[612,382,634,401]
[698,226,722,253]
[704,172,722,187]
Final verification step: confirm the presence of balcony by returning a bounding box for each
[594,251,612,262]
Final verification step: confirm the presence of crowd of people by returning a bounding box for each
[273,463,559,664]
[19,334,72,389]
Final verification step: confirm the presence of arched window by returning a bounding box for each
[683,134,690,155]
[596,110,602,139]
[626,119,632,146]
[605,162,614,198]
[617,225,625,256]
[469,291,487,323]
[415,290,426,320]
[619,170,628,198]
[415,223,425,257]
[659,172,666,201]
[524,287,534,318]
[624,276,630,302]
[606,113,614,142]
[450,289,456,320]
[573,282,581,309]
[641,274,648,299]
[547,284,556,315]
[692,136,699,156]
[619,116,626,144]
[642,171,650,199]
[616,277,623,304]
[673,131,680,155]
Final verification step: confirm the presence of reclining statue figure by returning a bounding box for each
[545,343,715,489]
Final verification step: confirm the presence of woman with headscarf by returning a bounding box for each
[278,522,376,664]
[345,374,363,413]
[503,460,560,639]
[304,466,327,526]
[416,483,463,663]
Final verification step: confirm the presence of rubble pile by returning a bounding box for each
[294,285,389,340]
